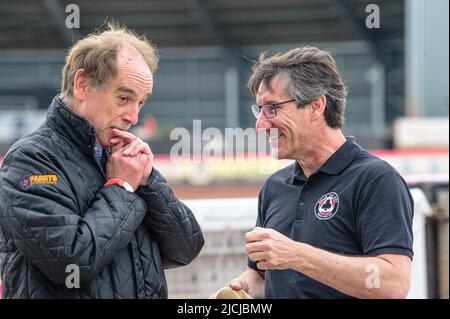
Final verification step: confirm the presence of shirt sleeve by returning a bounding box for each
[356,171,414,259]
[248,188,265,271]
[136,168,204,268]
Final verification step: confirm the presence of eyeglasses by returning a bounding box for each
[251,99,295,119]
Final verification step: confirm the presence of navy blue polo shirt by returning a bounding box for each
[248,136,414,299]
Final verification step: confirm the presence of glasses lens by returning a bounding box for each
[263,105,276,118]
[251,105,260,119]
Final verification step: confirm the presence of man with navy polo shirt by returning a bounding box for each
[215,47,413,299]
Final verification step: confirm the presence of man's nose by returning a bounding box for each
[255,113,272,131]
[123,105,139,125]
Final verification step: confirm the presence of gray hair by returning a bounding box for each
[60,21,159,103]
[247,47,347,128]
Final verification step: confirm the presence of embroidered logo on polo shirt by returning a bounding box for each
[314,192,339,220]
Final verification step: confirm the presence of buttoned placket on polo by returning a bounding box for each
[290,163,309,221]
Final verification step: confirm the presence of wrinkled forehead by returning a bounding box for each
[115,44,153,93]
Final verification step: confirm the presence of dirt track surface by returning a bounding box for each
[172,184,262,199]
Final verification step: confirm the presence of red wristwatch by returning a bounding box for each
[104,178,135,192]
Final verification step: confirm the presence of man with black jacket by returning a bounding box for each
[0,23,204,299]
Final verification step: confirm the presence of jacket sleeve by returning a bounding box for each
[0,147,147,285]
[136,169,204,268]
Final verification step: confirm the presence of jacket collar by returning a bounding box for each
[288,136,362,184]
[46,96,97,154]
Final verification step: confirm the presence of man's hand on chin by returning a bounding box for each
[109,128,154,185]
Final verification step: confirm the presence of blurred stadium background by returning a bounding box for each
[0,0,448,299]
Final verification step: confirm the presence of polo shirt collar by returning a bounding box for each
[289,161,306,184]
[288,136,362,184]
[319,136,362,175]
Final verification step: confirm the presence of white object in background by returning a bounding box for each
[0,110,47,142]
[408,188,433,299]
[184,197,257,232]
[394,117,449,149]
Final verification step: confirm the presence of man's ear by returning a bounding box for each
[310,95,327,119]
[73,69,89,101]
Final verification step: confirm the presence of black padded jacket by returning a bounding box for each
[0,96,204,298]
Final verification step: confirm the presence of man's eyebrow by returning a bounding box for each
[117,86,151,100]
[116,86,137,97]
[257,100,275,105]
